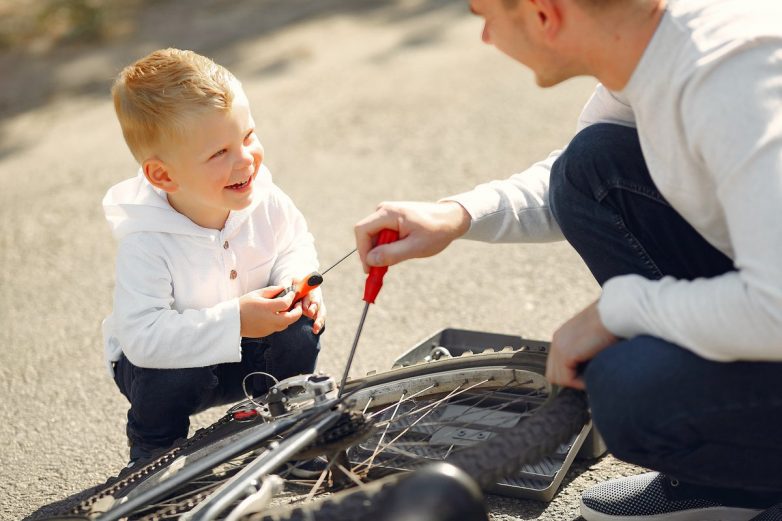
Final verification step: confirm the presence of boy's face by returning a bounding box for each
[158,86,264,229]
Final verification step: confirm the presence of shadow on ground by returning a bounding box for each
[0,0,464,161]
[0,0,458,119]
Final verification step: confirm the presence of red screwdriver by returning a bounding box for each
[338,228,399,397]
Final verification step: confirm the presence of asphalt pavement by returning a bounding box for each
[0,1,642,519]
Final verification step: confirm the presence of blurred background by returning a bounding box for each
[0,1,641,519]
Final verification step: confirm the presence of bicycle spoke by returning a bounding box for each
[352,378,547,474]
[335,462,366,488]
[372,377,488,428]
[366,384,435,420]
[364,391,407,471]
[362,396,374,415]
[305,456,339,501]
[352,382,468,471]
[368,376,533,429]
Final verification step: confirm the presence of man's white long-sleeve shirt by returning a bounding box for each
[102,165,318,373]
[447,0,782,362]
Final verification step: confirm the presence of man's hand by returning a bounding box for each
[546,299,618,389]
[238,286,303,338]
[354,201,471,273]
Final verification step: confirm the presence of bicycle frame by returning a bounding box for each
[185,408,343,521]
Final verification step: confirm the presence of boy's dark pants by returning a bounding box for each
[114,316,320,461]
[549,123,782,494]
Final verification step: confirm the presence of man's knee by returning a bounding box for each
[550,123,640,223]
[583,337,675,462]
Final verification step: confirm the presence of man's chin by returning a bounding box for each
[534,72,564,88]
[534,67,584,88]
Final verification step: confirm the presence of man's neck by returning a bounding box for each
[584,0,667,91]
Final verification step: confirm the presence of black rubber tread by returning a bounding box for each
[445,387,589,487]
[246,389,589,521]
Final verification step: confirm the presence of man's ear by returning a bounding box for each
[143,157,178,193]
[529,0,562,41]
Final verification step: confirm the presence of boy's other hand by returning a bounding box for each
[354,201,471,273]
[301,287,326,334]
[239,286,303,338]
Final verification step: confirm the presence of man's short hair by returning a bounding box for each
[112,48,238,163]
[502,0,625,11]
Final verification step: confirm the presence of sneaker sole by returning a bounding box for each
[580,499,762,521]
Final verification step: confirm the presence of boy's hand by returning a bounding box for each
[239,286,303,338]
[301,287,326,335]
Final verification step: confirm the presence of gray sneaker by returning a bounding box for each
[581,472,767,521]
[749,504,782,521]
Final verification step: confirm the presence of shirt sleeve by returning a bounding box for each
[111,236,243,369]
[599,44,782,361]
[267,185,319,286]
[444,83,636,244]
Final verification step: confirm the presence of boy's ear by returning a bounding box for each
[143,157,178,193]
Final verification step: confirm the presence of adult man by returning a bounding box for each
[354,0,782,519]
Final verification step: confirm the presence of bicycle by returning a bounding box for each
[39,342,590,521]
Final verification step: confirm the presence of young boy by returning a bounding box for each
[102,48,325,464]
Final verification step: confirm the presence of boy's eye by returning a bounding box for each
[244,130,255,143]
[210,149,227,160]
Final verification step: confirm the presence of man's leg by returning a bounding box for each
[113,355,218,462]
[549,122,734,284]
[584,336,782,493]
[547,123,782,512]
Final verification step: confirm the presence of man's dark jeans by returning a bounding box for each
[114,316,320,461]
[549,123,782,493]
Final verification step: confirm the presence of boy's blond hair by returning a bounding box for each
[112,48,238,163]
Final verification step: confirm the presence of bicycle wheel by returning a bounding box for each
[48,347,588,520]
[248,462,490,521]
[250,389,587,521]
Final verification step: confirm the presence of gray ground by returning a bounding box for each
[0,1,643,519]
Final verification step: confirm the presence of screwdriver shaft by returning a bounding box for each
[336,229,398,398]
[337,301,370,398]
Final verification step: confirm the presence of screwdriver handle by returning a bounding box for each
[363,228,399,304]
[274,271,324,311]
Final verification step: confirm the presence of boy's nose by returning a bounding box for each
[236,147,255,169]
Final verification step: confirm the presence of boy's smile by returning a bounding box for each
[226,177,253,191]
[148,84,264,230]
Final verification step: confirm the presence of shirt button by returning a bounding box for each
[223,241,229,249]
[229,270,237,280]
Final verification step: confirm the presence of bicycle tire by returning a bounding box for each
[49,348,587,520]
[250,462,489,521]
[249,388,587,521]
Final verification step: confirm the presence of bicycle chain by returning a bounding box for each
[66,409,370,519]
[136,487,217,521]
[315,409,371,448]
[68,413,235,516]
